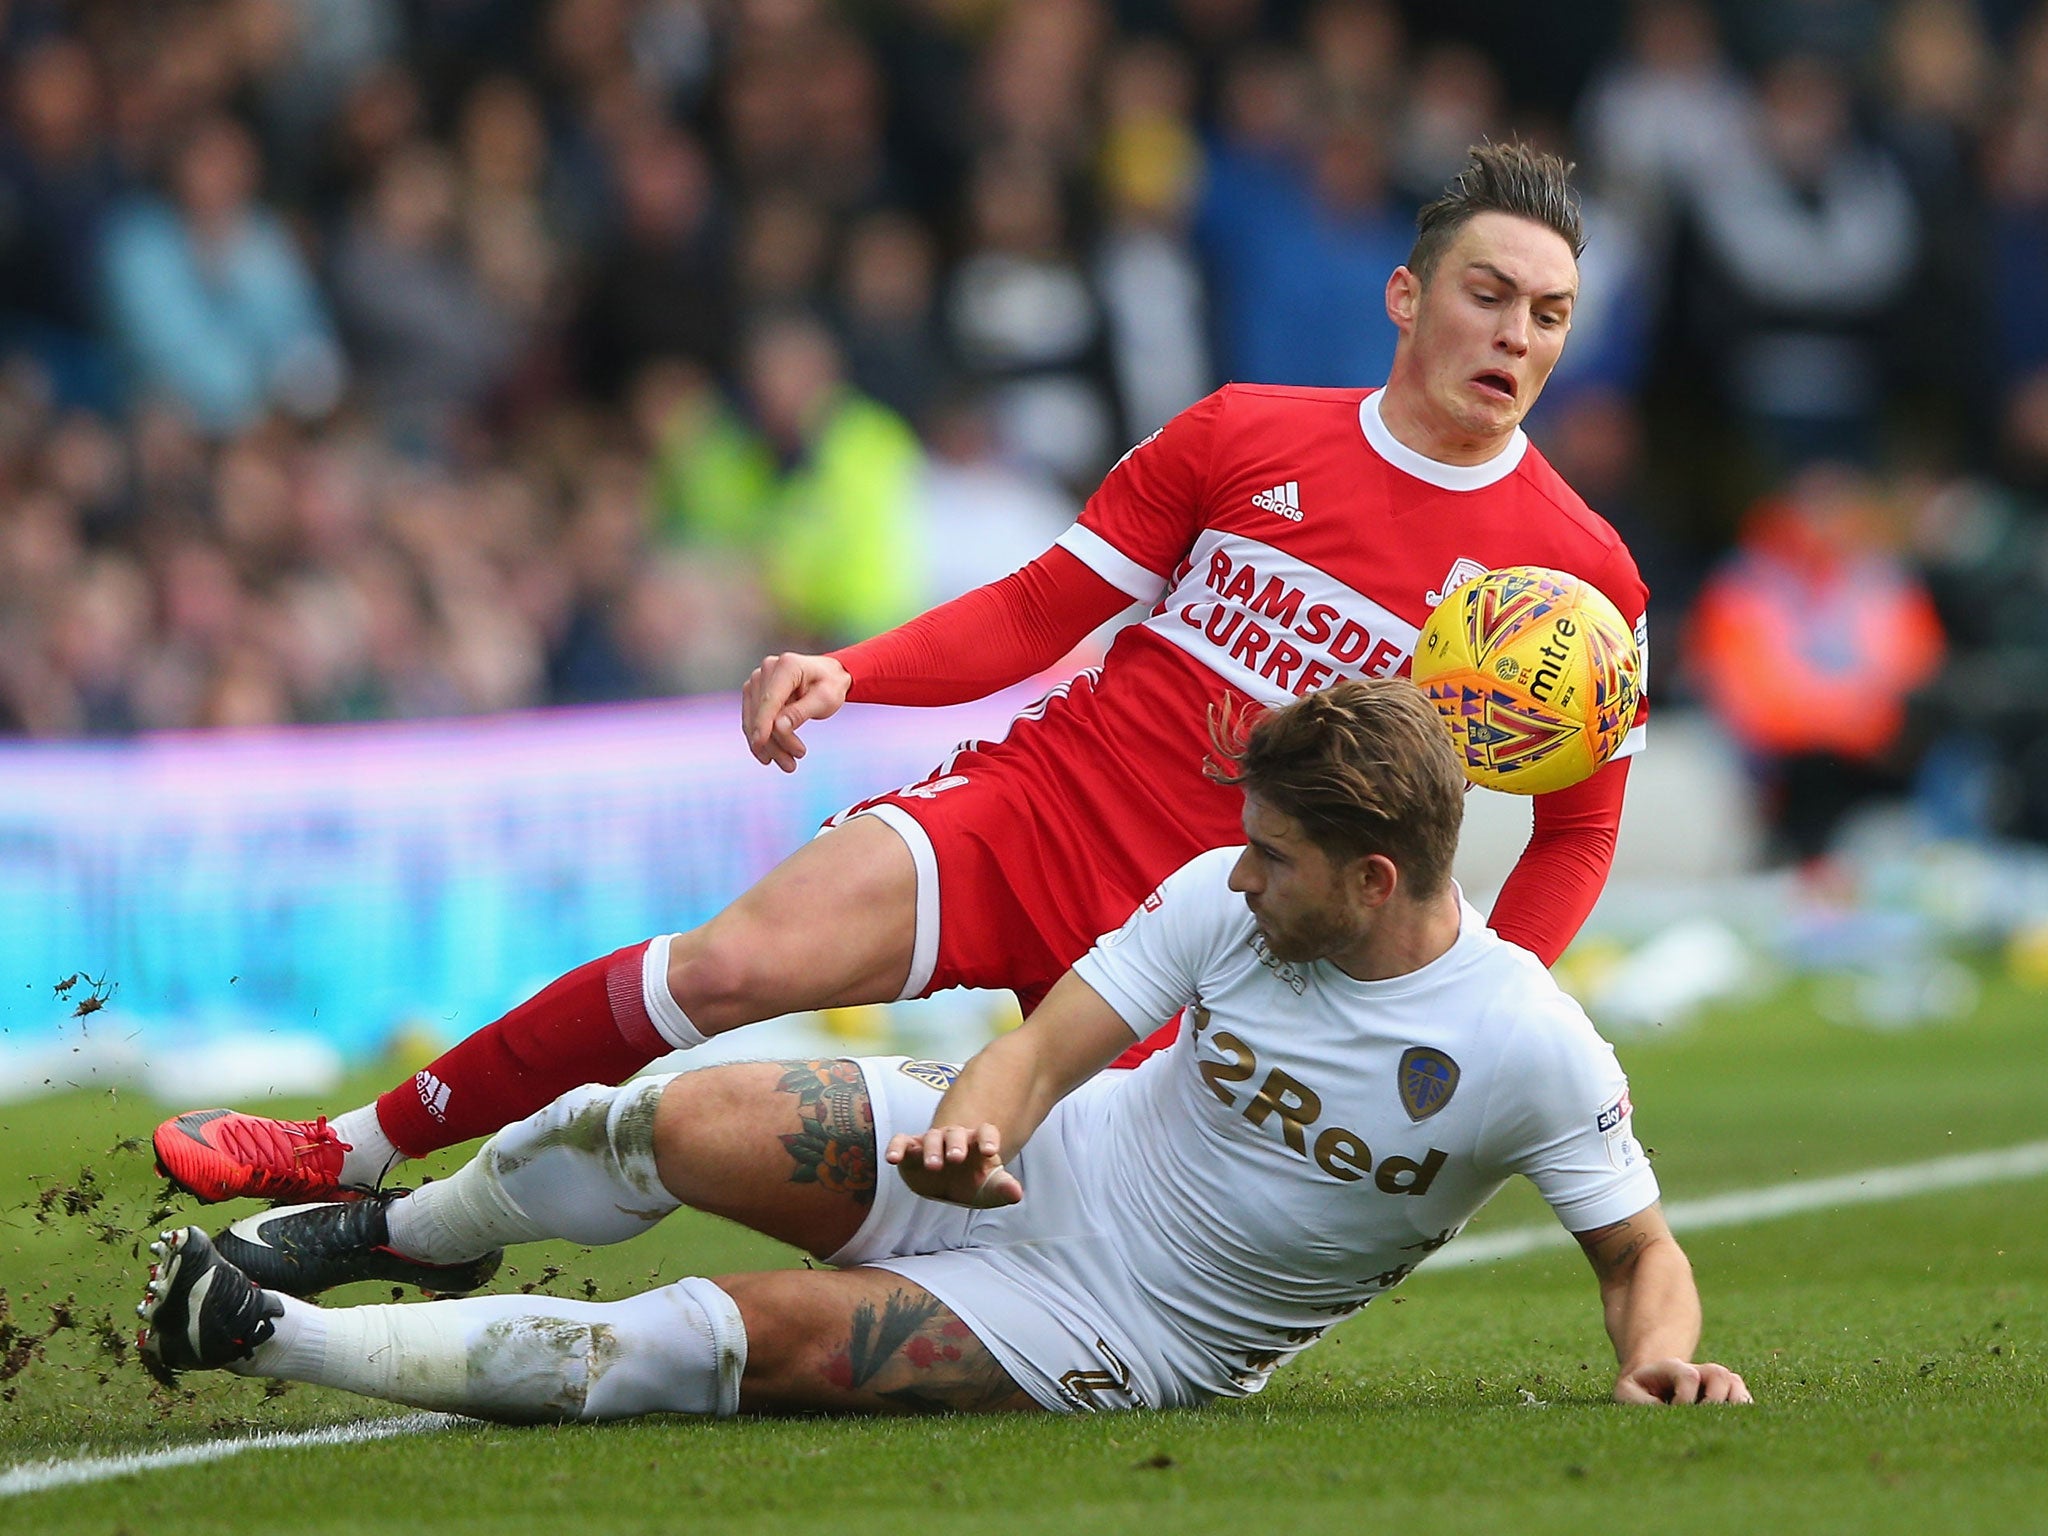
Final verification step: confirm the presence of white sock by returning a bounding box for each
[330,1104,403,1189]
[643,934,708,1048]
[385,1077,682,1263]
[235,1278,746,1421]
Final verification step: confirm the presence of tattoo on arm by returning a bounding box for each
[1578,1216,1648,1280]
[776,1059,878,1207]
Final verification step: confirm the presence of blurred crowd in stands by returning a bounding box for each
[3,0,2048,858]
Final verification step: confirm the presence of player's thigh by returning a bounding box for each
[668,814,916,1028]
[655,1058,883,1259]
[722,1265,1040,1415]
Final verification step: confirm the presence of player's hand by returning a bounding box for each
[885,1125,1024,1208]
[1612,1358,1752,1406]
[741,652,852,772]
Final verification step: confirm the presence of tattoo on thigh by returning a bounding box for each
[827,1287,1031,1413]
[775,1059,877,1206]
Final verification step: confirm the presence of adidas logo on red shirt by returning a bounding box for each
[1251,481,1302,521]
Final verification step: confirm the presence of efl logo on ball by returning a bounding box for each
[1411,565,1640,796]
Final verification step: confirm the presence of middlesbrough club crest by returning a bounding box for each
[1427,557,1489,608]
[1397,1047,1460,1122]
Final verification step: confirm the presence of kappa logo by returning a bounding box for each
[1247,930,1307,993]
[1427,557,1489,608]
[897,774,968,801]
[1251,480,1303,521]
[414,1069,451,1123]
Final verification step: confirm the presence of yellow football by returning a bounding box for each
[1411,565,1641,796]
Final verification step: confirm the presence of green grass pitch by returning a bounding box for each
[2,973,2044,1534]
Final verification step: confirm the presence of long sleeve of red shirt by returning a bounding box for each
[1486,753,1630,966]
[828,546,1134,706]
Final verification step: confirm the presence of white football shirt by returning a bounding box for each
[1069,846,1658,1393]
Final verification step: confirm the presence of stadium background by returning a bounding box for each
[4,0,2048,1085]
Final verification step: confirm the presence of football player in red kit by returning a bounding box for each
[155,141,1652,1207]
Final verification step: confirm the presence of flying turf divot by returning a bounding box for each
[6,1138,2048,1499]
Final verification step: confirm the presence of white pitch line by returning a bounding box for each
[8,1139,2048,1498]
[1445,1138,2048,1267]
[0,1412,465,1499]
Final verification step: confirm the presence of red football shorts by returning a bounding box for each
[825,671,1242,1018]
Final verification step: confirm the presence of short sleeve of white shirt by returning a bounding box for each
[1072,847,1245,1035]
[1474,996,1661,1232]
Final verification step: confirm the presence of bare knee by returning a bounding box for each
[652,1064,782,1201]
[664,919,779,1028]
[664,823,918,1029]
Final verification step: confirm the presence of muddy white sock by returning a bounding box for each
[384,1076,681,1263]
[330,1105,403,1189]
[235,1278,746,1421]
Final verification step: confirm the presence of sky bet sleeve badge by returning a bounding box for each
[1398,1047,1460,1122]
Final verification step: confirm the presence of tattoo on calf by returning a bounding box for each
[845,1288,944,1388]
[776,1059,878,1206]
[827,1287,1030,1413]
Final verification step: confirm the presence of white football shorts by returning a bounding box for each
[828,1055,1210,1414]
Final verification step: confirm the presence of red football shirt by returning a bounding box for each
[1061,383,1647,747]
[835,383,1648,1048]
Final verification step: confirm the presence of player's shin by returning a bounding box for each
[238,1279,746,1422]
[385,1077,683,1263]
[373,940,700,1158]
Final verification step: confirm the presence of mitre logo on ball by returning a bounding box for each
[1411,565,1641,796]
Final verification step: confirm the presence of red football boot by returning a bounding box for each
[153,1109,358,1204]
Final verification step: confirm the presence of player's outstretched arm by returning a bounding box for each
[885,970,1140,1208]
[826,547,1137,711]
[741,652,852,772]
[744,548,1136,772]
[1573,1202,1752,1406]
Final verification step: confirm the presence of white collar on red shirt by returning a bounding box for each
[1359,388,1529,492]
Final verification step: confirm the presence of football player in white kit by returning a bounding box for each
[138,680,1748,1417]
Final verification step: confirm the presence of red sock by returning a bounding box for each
[375,942,670,1156]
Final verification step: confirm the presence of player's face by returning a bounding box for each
[1229,796,1371,964]
[1386,212,1577,452]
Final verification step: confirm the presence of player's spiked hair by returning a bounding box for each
[1409,140,1585,281]
[1207,679,1465,897]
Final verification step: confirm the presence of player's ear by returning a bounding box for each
[1351,852,1399,908]
[1386,266,1420,331]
